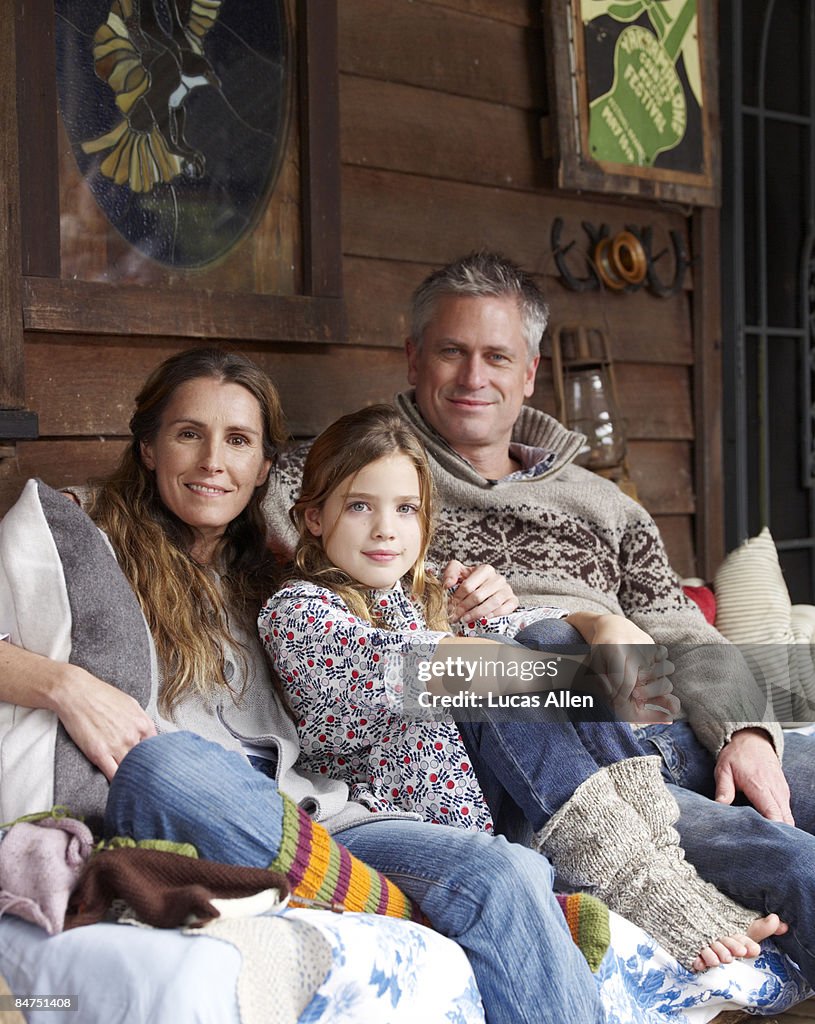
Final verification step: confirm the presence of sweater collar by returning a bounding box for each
[394,391,586,486]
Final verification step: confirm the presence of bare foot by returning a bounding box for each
[690,914,787,972]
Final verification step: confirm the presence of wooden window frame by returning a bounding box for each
[7,0,343,351]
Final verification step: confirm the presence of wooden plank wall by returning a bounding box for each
[1,0,704,578]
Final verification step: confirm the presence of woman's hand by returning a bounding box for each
[442,560,520,622]
[50,664,157,780]
[566,612,679,724]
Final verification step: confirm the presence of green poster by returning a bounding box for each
[584,0,702,170]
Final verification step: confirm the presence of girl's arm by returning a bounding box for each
[260,583,449,709]
[0,641,156,780]
[260,583,452,768]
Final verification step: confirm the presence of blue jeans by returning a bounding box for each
[105,732,604,1024]
[459,619,645,839]
[639,721,815,986]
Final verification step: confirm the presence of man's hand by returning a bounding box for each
[442,560,519,622]
[52,664,157,781]
[715,727,794,825]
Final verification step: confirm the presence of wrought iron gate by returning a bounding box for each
[721,0,815,601]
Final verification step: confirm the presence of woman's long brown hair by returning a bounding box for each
[90,348,287,714]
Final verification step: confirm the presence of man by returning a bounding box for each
[267,251,815,986]
[397,249,789,818]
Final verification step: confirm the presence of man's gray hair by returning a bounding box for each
[409,251,549,363]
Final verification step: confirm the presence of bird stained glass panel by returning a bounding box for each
[55,0,290,268]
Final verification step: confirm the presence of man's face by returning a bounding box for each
[406,295,539,455]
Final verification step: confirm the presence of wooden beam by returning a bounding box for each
[692,205,725,578]
[23,278,344,344]
[15,2,59,278]
[0,7,25,407]
[299,0,343,300]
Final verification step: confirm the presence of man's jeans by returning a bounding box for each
[459,617,643,839]
[456,708,643,840]
[502,617,815,986]
[640,721,815,985]
[106,732,604,1024]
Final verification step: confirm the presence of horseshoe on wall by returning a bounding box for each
[551,219,690,298]
[641,226,691,298]
[551,217,601,292]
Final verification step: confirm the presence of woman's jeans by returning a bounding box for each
[457,619,645,840]
[106,732,605,1024]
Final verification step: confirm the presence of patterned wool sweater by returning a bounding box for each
[263,397,781,757]
[394,392,781,758]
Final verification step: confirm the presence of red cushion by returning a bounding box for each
[682,584,716,625]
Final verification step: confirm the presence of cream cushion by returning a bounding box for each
[713,527,815,723]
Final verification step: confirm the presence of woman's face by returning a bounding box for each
[305,453,424,590]
[140,377,272,563]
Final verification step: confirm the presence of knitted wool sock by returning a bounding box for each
[555,892,610,972]
[269,792,422,922]
[607,756,696,874]
[535,768,759,970]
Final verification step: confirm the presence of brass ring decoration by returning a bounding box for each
[594,231,648,290]
[611,231,647,284]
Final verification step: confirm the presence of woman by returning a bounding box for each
[0,348,606,1024]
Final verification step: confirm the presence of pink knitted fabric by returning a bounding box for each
[0,817,94,934]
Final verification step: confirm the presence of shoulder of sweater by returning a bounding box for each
[549,462,634,500]
[275,440,313,477]
[511,404,585,457]
[265,442,312,527]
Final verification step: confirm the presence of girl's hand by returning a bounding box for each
[595,644,679,724]
[442,560,520,623]
[566,612,679,724]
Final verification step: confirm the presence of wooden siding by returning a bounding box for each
[5,0,717,579]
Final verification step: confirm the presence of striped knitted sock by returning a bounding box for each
[269,791,422,923]
[556,893,611,972]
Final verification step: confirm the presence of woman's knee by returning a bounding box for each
[114,731,209,791]
[108,732,244,822]
[106,731,265,847]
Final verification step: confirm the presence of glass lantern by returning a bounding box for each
[563,365,628,470]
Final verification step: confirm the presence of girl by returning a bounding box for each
[260,404,781,973]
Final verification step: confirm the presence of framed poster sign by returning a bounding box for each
[543,0,720,207]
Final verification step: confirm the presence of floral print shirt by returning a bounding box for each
[259,579,567,832]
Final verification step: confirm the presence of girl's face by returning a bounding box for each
[140,377,272,563]
[305,453,424,590]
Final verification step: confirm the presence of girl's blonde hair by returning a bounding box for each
[90,347,287,714]
[289,405,449,629]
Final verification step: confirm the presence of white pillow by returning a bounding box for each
[714,527,815,724]
[0,480,155,831]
